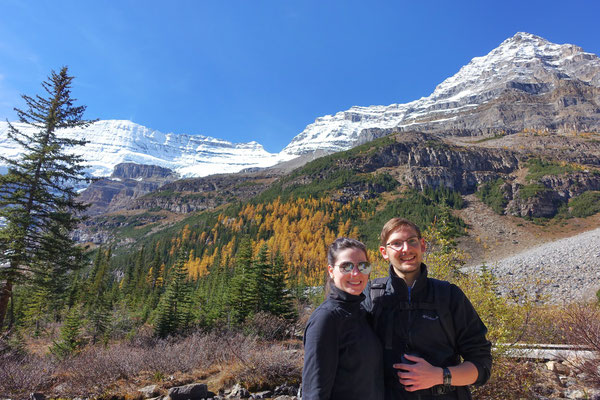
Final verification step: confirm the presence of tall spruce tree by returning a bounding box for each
[154,250,193,338]
[21,273,53,335]
[0,67,94,330]
[266,251,295,319]
[253,244,270,313]
[228,236,256,325]
[50,304,84,359]
[85,248,112,343]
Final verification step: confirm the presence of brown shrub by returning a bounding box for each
[53,330,254,396]
[472,357,537,400]
[557,302,600,388]
[242,312,293,340]
[0,352,57,397]
[230,343,302,392]
[0,328,284,398]
[517,305,568,344]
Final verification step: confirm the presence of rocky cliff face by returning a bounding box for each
[283,131,600,220]
[128,172,278,213]
[111,163,175,180]
[78,163,179,216]
[505,172,600,218]
[79,163,279,216]
[353,132,521,193]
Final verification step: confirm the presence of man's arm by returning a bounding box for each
[451,284,493,386]
[393,355,479,391]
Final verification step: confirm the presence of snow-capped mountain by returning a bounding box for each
[282,32,600,155]
[0,120,296,179]
[2,33,599,180]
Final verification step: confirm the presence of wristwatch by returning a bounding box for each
[442,367,452,387]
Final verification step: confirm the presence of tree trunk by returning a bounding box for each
[0,279,13,331]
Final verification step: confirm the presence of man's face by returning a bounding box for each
[379,225,426,280]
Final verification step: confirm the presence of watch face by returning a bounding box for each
[443,367,452,386]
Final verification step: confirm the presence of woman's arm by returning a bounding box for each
[302,309,339,400]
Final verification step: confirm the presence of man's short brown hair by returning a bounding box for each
[380,218,422,247]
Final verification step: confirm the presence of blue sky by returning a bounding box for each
[1,0,599,153]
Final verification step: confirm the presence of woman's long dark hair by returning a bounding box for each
[327,237,368,266]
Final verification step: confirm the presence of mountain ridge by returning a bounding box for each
[0,119,296,180]
[282,32,600,154]
[1,32,599,183]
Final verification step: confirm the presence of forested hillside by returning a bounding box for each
[2,68,600,399]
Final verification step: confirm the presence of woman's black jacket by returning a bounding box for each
[302,284,384,400]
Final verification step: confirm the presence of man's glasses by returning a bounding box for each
[386,237,421,251]
[335,261,372,274]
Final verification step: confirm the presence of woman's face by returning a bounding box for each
[328,247,369,296]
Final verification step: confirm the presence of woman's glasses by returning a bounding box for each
[335,261,372,274]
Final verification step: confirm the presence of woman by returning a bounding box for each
[302,237,384,400]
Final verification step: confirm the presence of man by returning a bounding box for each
[363,218,492,400]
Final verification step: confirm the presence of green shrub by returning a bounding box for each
[518,183,548,200]
[361,188,466,248]
[256,168,398,202]
[525,157,575,182]
[569,191,600,218]
[476,178,508,214]
[254,136,398,203]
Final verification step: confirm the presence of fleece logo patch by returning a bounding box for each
[422,314,439,321]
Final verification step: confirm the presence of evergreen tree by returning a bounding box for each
[228,236,256,325]
[85,248,111,343]
[154,250,193,338]
[0,67,94,330]
[253,244,270,313]
[65,271,83,310]
[131,245,148,305]
[266,252,295,319]
[21,272,52,335]
[140,247,164,323]
[19,259,69,333]
[203,253,231,326]
[50,305,84,359]
[120,259,136,299]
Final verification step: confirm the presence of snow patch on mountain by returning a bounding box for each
[0,120,296,179]
[282,32,600,155]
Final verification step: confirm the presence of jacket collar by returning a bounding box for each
[388,263,429,298]
[328,282,366,305]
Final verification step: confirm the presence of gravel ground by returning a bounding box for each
[465,227,600,304]
[455,194,600,304]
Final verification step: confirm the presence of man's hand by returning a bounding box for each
[393,354,442,391]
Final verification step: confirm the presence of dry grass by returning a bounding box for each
[0,327,302,399]
[4,302,595,398]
